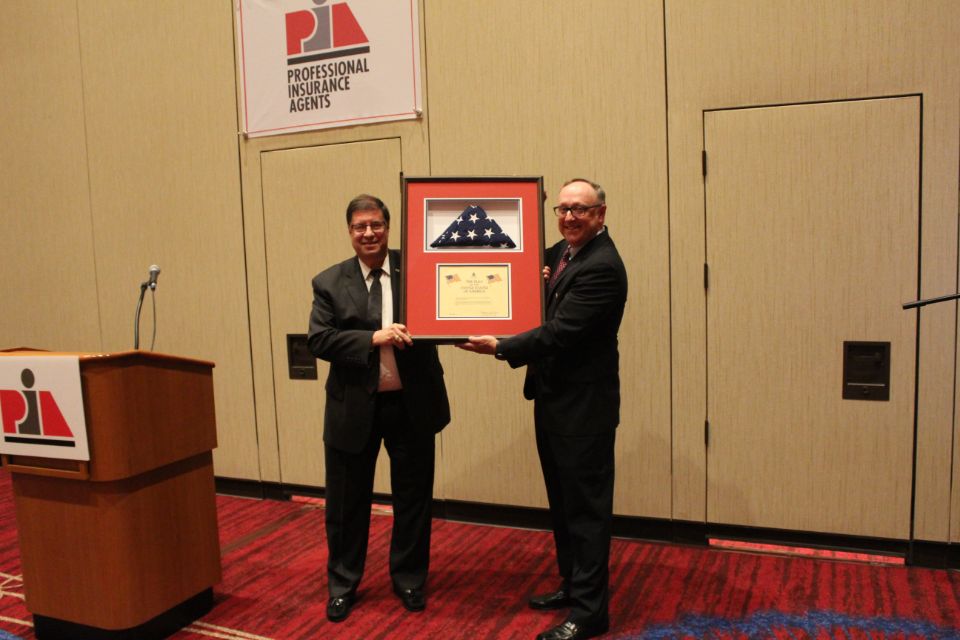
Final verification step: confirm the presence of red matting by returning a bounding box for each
[401,178,544,341]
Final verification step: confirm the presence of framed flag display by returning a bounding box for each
[401,176,546,342]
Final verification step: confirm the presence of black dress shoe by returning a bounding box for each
[535,619,609,640]
[528,589,571,610]
[326,593,354,622]
[393,586,426,612]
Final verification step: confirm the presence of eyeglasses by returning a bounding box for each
[552,204,602,218]
[349,221,387,234]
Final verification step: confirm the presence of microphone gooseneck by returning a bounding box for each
[135,264,162,349]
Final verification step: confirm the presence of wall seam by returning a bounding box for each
[74,1,104,352]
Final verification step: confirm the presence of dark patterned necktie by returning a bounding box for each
[548,248,572,288]
[368,268,383,329]
[366,268,384,392]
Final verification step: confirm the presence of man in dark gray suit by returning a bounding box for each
[308,194,450,623]
[459,178,627,640]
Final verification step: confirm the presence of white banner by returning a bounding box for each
[0,356,90,461]
[236,0,423,137]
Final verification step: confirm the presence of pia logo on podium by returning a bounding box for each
[0,368,75,446]
[0,357,89,460]
[285,0,369,63]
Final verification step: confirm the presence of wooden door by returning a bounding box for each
[704,97,920,538]
[261,139,402,491]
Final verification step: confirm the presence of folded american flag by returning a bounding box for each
[430,205,516,249]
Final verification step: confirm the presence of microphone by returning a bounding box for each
[135,264,161,349]
[147,265,161,290]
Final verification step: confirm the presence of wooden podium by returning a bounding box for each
[1,350,222,639]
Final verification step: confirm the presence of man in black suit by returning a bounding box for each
[308,194,451,623]
[459,178,627,640]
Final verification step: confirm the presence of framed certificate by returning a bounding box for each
[401,176,545,342]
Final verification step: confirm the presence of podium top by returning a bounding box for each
[1,348,217,481]
[0,349,214,368]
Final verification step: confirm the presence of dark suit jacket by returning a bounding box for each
[308,249,451,453]
[497,230,627,436]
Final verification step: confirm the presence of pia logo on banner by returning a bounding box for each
[0,368,76,447]
[286,0,370,64]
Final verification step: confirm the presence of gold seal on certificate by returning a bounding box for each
[437,264,511,319]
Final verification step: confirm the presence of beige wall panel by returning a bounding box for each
[955,311,960,541]
[425,0,671,515]
[705,98,918,538]
[0,2,100,352]
[75,2,257,479]
[236,5,432,484]
[435,350,545,506]
[666,1,960,537]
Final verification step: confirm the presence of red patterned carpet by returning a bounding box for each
[0,470,959,639]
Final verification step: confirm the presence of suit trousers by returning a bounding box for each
[535,422,616,626]
[324,391,436,597]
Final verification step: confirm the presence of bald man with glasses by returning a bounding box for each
[460,178,628,640]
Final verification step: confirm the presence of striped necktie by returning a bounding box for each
[548,248,572,288]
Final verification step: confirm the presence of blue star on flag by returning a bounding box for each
[430,205,516,249]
